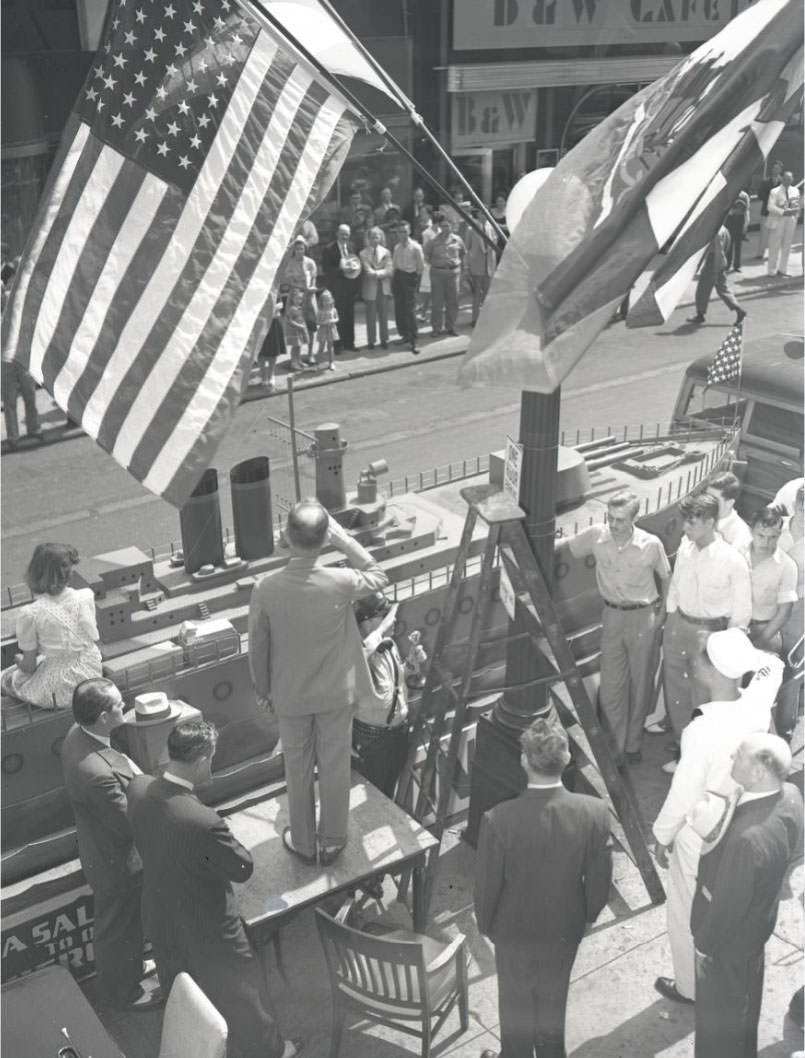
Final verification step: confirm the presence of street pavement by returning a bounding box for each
[2,229,802,590]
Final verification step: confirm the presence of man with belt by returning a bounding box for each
[391,221,424,354]
[569,490,670,765]
[741,506,798,652]
[664,493,752,744]
[424,213,465,337]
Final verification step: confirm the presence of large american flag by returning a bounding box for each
[2,0,360,505]
[459,0,802,391]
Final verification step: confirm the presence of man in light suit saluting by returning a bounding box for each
[248,500,388,866]
[475,718,612,1058]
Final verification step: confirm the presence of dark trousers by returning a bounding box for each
[393,270,418,343]
[695,947,764,1058]
[695,265,741,317]
[93,876,145,1005]
[495,939,576,1058]
[352,724,409,799]
[1,360,40,441]
[431,268,460,331]
[724,215,746,269]
[329,276,357,349]
[151,925,284,1058]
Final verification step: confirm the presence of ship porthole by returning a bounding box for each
[51,737,65,757]
[458,596,474,615]
[555,561,570,580]
[213,680,233,702]
[584,555,596,570]
[425,607,441,626]
[2,753,23,774]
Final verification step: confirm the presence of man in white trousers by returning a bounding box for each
[651,628,783,1004]
[766,171,801,278]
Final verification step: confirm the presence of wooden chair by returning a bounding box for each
[315,899,469,1058]
[157,972,227,1058]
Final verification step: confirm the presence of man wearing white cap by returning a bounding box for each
[651,629,783,1005]
[691,733,802,1057]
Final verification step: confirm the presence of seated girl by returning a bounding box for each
[1,543,103,709]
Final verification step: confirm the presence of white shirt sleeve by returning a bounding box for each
[652,722,710,845]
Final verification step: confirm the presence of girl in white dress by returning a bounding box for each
[1,543,103,709]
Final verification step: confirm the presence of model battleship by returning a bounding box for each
[0,419,740,888]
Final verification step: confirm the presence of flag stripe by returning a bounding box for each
[9,122,98,376]
[138,88,346,493]
[50,172,170,417]
[39,162,157,398]
[80,28,285,443]
[28,148,129,385]
[63,179,184,428]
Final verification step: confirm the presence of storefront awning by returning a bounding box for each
[447,56,680,92]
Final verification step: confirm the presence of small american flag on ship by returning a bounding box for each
[2,0,360,505]
[706,323,743,386]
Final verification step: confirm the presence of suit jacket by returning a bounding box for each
[322,239,361,291]
[359,244,393,300]
[248,535,388,716]
[691,783,803,959]
[474,786,611,948]
[127,775,252,959]
[61,724,142,894]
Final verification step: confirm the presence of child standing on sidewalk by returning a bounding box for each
[283,288,309,371]
[315,289,339,371]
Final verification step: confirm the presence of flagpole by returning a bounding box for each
[240,0,501,252]
[309,0,507,245]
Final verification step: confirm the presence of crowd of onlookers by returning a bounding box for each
[256,183,507,386]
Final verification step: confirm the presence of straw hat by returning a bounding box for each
[133,691,184,726]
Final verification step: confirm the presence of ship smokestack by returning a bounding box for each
[179,468,224,574]
[230,457,274,559]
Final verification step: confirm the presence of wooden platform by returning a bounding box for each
[230,775,439,940]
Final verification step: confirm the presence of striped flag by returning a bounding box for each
[706,324,743,387]
[2,0,360,506]
[459,0,802,391]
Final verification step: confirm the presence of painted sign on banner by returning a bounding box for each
[2,889,95,982]
[453,0,752,50]
[503,436,523,504]
[452,90,537,148]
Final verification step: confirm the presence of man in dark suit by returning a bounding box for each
[474,718,612,1058]
[322,223,361,351]
[691,732,803,1058]
[127,719,301,1058]
[61,678,159,1009]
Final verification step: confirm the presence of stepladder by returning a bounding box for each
[395,482,665,916]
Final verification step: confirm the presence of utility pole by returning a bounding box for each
[466,388,561,841]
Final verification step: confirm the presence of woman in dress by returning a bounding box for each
[282,235,318,341]
[1,543,103,709]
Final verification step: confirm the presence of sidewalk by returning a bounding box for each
[4,240,800,453]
